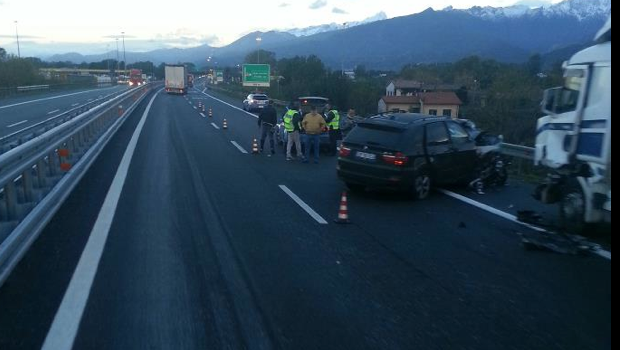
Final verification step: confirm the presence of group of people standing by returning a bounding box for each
[258,100,355,164]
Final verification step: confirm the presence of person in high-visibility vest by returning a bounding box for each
[324,103,341,156]
[284,101,304,161]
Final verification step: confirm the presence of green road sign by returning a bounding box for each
[243,64,270,87]
[215,70,224,82]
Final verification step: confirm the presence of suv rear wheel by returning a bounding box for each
[411,171,431,200]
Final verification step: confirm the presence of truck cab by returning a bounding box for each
[534,16,611,231]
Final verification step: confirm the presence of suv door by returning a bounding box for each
[424,122,455,184]
[446,120,477,182]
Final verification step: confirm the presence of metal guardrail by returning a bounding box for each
[0,83,154,285]
[0,88,129,154]
[499,143,535,160]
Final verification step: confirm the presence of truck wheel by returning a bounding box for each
[411,171,431,200]
[559,179,586,234]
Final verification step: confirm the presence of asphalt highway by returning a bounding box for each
[0,87,610,350]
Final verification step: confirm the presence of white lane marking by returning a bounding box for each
[278,185,328,224]
[87,98,93,102]
[47,109,60,115]
[71,103,80,107]
[193,106,197,110]
[200,113,206,118]
[41,90,161,350]
[230,141,248,154]
[439,189,611,261]
[202,88,206,93]
[7,120,28,128]
[211,122,220,130]
[0,86,121,110]
[199,90,258,119]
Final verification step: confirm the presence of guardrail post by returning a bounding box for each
[4,182,18,221]
[47,151,57,176]
[36,159,47,188]
[22,170,34,202]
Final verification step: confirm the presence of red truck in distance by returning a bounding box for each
[129,69,144,86]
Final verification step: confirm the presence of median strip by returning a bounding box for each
[279,185,328,224]
[41,91,161,350]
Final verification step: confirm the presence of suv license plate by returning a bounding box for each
[356,151,376,161]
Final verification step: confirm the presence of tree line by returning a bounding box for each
[228,50,563,145]
[1,44,564,144]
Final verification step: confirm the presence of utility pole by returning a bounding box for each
[14,21,21,58]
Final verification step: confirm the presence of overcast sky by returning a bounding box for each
[0,0,562,56]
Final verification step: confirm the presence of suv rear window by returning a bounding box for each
[299,98,329,113]
[345,124,405,150]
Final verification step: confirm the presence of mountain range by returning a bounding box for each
[46,0,610,70]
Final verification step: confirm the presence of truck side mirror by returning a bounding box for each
[542,87,561,116]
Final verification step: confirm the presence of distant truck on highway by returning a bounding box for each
[165,65,189,94]
[129,69,144,86]
[534,16,611,232]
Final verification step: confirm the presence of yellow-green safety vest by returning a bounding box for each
[328,110,340,130]
[283,109,299,132]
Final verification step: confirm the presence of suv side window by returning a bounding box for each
[446,121,470,145]
[404,128,424,155]
[425,122,450,146]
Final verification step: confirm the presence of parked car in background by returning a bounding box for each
[243,93,269,112]
[337,113,478,198]
[276,96,334,152]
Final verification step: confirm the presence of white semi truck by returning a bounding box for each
[165,64,188,94]
[534,16,611,232]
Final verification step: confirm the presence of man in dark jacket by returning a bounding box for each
[324,103,342,156]
[258,99,277,155]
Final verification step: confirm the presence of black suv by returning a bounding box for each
[337,113,477,199]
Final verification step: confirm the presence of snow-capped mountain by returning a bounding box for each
[444,0,610,21]
[286,12,387,37]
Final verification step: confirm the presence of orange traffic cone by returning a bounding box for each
[198,101,202,108]
[222,119,228,129]
[334,191,350,224]
[201,104,206,113]
[251,138,259,154]
[208,107,213,117]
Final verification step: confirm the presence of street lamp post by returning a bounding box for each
[256,36,262,64]
[121,31,127,73]
[341,22,348,76]
[115,38,120,75]
[106,44,110,72]
[14,21,21,58]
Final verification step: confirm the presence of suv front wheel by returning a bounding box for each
[411,171,431,200]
